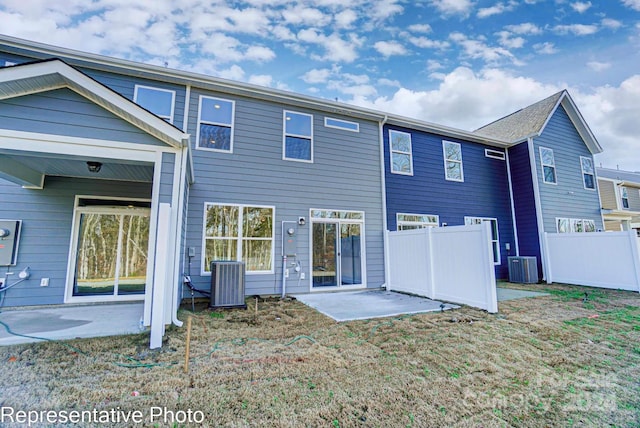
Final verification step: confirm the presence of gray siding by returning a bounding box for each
[624,186,640,211]
[598,179,618,210]
[183,89,384,296]
[0,88,166,146]
[533,106,604,232]
[0,176,152,307]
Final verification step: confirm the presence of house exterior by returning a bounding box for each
[0,35,388,330]
[0,35,608,335]
[475,91,604,279]
[597,167,640,234]
[382,119,516,279]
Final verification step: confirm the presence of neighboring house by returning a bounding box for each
[597,167,640,234]
[475,90,604,279]
[383,120,516,279]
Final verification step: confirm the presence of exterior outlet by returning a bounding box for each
[285,269,289,278]
[300,272,305,280]
[40,278,49,287]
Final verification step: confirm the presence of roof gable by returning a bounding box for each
[0,59,189,148]
[474,90,602,154]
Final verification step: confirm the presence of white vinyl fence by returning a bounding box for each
[543,230,640,292]
[387,223,497,313]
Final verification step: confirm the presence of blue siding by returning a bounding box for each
[508,142,542,276]
[384,125,515,279]
[533,106,604,232]
[183,89,385,296]
[0,177,152,307]
[0,88,166,146]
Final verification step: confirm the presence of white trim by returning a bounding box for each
[64,195,152,304]
[539,146,557,185]
[182,85,191,133]
[324,117,359,132]
[389,129,413,176]
[579,156,596,190]
[169,148,187,327]
[529,138,547,279]
[443,140,464,182]
[283,110,314,163]
[379,115,390,291]
[308,208,367,292]
[201,202,276,275]
[195,95,235,153]
[485,148,506,160]
[133,84,176,123]
[464,216,501,265]
[505,149,520,256]
[144,151,164,324]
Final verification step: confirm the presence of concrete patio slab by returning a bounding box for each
[497,287,549,301]
[292,290,459,322]
[0,302,144,346]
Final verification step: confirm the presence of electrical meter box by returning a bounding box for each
[283,224,297,257]
[0,220,21,266]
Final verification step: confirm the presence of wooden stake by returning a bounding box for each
[184,316,192,373]
[255,297,258,317]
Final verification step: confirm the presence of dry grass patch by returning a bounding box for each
[1,284,640,427]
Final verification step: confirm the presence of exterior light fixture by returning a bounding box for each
[87,161,102,173]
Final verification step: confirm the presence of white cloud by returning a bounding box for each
[505,23,542,35]
[244,45,276,62]
[296,29,363,62]
[428,0,474,17]
[449,32,516,63]
[374,40,408,57]
[601,18,623,30]
[216,64,246,81]
[570,1,592,13]
[553,24,599,36]
[427,59,445,71]
[408,36,450,50]
[302,68,332,84]
[496,31,525,49]
[621,0,640,11]
[282,5,330,26]
[378,78,401,87]
[248,74,273,87]
[587,61,611,72]
[408,24,433,33]
[533,42,558,54]
[334,9,358,28]
[477,2,516,19]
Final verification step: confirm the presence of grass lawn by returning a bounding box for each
[1,282,639,427]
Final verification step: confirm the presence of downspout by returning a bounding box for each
[527,137,547,280]
[505,148,520,256]
[379,115,390,291]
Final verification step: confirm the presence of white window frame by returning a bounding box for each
[389,130,413,175]
[443,141,464,182]
[324,117,359,132]
[556,217,596,233]
[485,149,505,160]
[580,156,595,190]
[283,110,313,163]
[133,85,176,122]
[465,216,500,265]
[201,202,275,275]
[621,186,629,209]
[539,146,557,184]
[196,95,235,153]
[396,213,439,230]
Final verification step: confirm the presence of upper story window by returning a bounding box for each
[324,117,359,132]
[465,217,500,264]
[557,218,596,233]
[396,213,439,230]
[621,187,629,209]
[443,141,464,182]
[197,96,235,153]
[283,111,313,162]
[389,130,413,175]
[539,147,557,184]
[580,156,595,190]
[133,85,175,122]
[202,203,274,274]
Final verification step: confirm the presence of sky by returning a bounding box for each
[1,0,639,170]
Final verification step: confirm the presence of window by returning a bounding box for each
[389,130,413,175]
[133,85,175,122]
[396,213,439,230]
[197,96,235,152]
[443,141,464,182]
[485,149,505,160]
[324,117,359,132]
[539,147,556,184]
[557,218,596,233]
[203,203,274,273]
[465,217,500,264]
[621,187,629,209]
[580,156,595,190]
[283,110,313,162]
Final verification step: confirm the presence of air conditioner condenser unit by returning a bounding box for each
[210,261,246,309]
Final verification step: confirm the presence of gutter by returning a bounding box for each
[379,115,390,291]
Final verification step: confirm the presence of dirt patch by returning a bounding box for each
[1,284,639,427]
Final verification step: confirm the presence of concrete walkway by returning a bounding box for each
[292,290,459,322]
[497,287,549,301]
[0,302,144,346]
